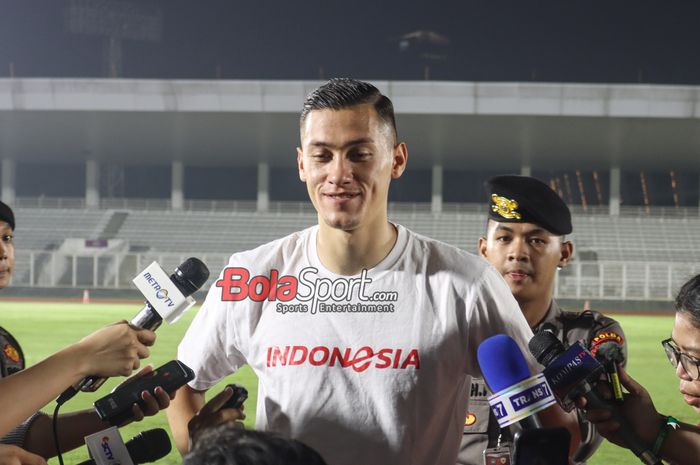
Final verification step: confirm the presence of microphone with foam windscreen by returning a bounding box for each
[595,342,625,403]
[589,330,626,404]
[477,334,557,430]
[77,428,171,465]
[529,331,661,465]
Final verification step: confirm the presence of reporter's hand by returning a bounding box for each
[0,445,47,465]
[187,386,245,445]
[75,321,156,378]
[577,367,663,446]
[113,365,176,425]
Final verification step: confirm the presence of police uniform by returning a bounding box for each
[0,326,46,447]
[457,175,628,465]
[0,203,47,447]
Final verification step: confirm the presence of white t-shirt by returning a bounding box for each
[178,224,535,465]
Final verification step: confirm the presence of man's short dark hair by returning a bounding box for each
[676,274,700,328]
[183,424,328,465]
[300,78,397,141]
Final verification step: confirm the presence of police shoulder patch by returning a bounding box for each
[464,412,477,426]
[589,330,624,356]
[3,343,20,363]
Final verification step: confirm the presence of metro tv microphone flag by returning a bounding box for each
[529,331,662,465]
[57,258,209,404]
[477,334,556,429]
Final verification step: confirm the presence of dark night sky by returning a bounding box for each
[1,0,699,84]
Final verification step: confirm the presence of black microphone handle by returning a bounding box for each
[518,414,542,430]
[577,382,662,465]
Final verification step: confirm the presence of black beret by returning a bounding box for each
[0,201,15,230]
[486,175,572,235]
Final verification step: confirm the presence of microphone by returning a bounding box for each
[589,330,626,403]
[77,258,210,393]
[477,334,557,430]
[78,428,171,465]
[529,331,661,465]
[594,341,625,403]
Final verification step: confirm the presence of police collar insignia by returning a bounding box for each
[491,194,521,220]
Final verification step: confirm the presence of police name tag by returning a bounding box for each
[483,446,511,465]
[132,262,196,323]
[84,426,134,465]
[487,373,556,428]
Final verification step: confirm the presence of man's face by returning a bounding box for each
[297,104,407,232]
[0,221,14,289]
[479,221,572,305]
[671,311,700,413]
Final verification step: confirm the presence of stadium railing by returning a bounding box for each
[10,248,700,302]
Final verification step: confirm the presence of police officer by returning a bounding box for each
[458,175,627,465]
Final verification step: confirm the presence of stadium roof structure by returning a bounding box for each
[0,78,699,171]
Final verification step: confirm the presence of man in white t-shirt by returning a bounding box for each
[167,78,577,465]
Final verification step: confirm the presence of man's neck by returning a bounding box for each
[518,297,554,329]
[316,220,397,276]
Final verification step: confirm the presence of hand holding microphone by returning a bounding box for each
[113,365,175,425]
[576,366,664,451]
[187,385,247,445]
[73,322,156,380]
[529,331,662,465]
[70,258,210,395]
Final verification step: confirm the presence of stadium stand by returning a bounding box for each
[12,203,700,262]
[8,203,700,301]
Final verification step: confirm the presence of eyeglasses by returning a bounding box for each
[662,338,700,380]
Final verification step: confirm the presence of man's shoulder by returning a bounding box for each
[557,308,623,332]
[225,226,314,269]
[556,307,626,350]
[403,226,489,275]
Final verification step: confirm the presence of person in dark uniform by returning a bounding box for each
[0,200,172,463]
[458,175,627,465]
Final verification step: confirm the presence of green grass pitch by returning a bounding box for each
[0,301,694,465]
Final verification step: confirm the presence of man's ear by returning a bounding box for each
[297,147,306,182]
[391,142,408,179]
[559,241,573,268]
[478,236,488,258]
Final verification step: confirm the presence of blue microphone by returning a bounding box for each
[477,334,557,429]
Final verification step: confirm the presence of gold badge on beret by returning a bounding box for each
[491,194,521,220]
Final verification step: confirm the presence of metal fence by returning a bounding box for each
[13,250,232,290]
[554,261,700,301]
[12,249,700,302]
